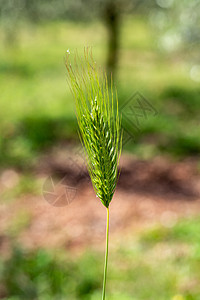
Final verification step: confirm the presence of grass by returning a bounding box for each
[0,16,199,169]
[1,216,200,299]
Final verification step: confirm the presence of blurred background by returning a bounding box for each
[0,0,200,299]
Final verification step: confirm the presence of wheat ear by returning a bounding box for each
[65,48,122,300]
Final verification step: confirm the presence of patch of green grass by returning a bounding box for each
[140,216,200,245]
[0,247,102,300]
[1,217,200,299]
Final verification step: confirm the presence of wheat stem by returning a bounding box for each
[102,206,109,300]
[66,49,122,298]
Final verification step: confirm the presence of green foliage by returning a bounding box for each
[0,18,199,169]
[66,49,122,207]
[0,115,77,169]
[2,217,200,299]
[0,247,102,300]
[162,87,200,116]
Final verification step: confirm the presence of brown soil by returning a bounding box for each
[1,153,200,254]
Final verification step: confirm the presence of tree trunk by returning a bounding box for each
[104,0,120,85]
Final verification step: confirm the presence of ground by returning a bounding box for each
[1,152,200,255]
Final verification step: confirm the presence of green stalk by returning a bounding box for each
[66,49,122,299]
[102,207,109,300]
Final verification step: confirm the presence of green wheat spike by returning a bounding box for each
[65,47,122,300]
